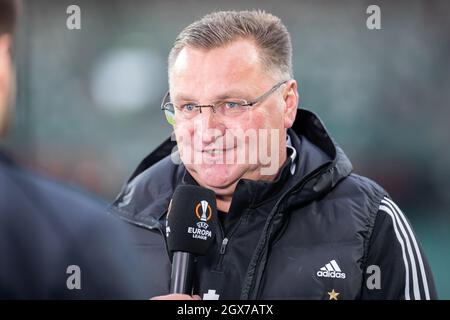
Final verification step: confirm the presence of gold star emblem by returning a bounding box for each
[328,289,339,300]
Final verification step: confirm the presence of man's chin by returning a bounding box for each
[188,164,241,191]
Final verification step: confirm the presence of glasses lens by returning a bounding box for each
[218,100,248,117]
[164,109,175,125]
[162,103,176,125]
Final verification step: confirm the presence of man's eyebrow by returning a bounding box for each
[173,89,251,102]
[214,90,251,100]
[172,94,197,102]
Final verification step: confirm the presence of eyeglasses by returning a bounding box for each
[160,80,288,125]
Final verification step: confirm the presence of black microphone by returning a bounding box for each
[166,185,217,294]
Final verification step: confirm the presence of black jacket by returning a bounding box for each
[111,108,437,300]
[0,151,147,299]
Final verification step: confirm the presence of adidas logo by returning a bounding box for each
[316,260,346,279]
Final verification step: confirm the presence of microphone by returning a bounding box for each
[166,185,217,294]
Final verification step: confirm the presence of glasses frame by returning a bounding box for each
[160,80,289,124]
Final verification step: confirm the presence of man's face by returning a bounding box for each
[0,34,13,137]
[169,39,297,195]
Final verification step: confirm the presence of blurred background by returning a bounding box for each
[3,0,449,298]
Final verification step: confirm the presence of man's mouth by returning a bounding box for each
[203,148,231,154]
[200,147,236,156]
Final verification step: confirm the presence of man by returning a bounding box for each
[0,0,146,299]
[112,10,437,299]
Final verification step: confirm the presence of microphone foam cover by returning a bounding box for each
[166,185,217,256]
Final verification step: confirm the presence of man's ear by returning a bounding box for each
[0,34,14,137]
[283,79,298,129]
[0,34,12,76]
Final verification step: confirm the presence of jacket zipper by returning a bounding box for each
[220,238,228,255]
[243,164,334,299]
[215,209,248,271]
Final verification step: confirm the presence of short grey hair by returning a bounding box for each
[168,10,293,80]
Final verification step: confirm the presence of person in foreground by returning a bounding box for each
[112,10,437,300]
[0,0,146,299]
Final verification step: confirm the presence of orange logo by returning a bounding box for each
[195,200,212,222]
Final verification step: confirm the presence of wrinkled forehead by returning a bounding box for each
[169,40,272,100]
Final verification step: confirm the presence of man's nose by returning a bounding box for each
[194,107,225,144]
